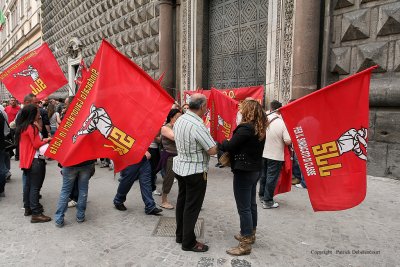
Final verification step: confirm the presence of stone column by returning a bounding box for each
[291,0,320,99]
[159,0,175,97]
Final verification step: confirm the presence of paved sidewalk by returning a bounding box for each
[0,158,399,267]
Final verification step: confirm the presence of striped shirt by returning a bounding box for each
[173,110,216,176]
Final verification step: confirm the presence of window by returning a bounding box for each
[19,0,24,18]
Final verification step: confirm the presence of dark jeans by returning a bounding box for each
[292,152,307,188]
[176,172,207,249]
[148,147,160,191]
[258,158,267,198]
[113,157,157,214]
[0,151,7,193]
[69,179,79,202]
[262,159,284,203]
[233,170,259,236]
[23,159,46,215]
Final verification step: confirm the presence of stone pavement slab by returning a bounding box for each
[0,158,399,267]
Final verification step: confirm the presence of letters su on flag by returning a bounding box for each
[209,88,238,143]
[45,40,174,173]
[0,43,67,102]
[279,66,376,211]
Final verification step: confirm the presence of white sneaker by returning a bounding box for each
[262,201,279,209]
[109,160,114,170]
[68,200,77,208]
[152,190,161,196]
[173,178,177,183]
[295,184,305,189]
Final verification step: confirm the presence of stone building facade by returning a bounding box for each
[37,0,399,178]
[0,0,42,101]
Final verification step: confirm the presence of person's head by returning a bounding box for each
[166,108,182,126]
[182,104,189,113]
[240,99,267,140]
[23,93,39,106]
[15,104,39,142]
[9,97,17,107]
[270,100,282,111]
[189,93,207,117]
[64,96,74,107]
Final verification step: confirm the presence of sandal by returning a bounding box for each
[160,203,174,210]
[182,241,209,252]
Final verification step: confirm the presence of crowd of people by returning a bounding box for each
[0,92,307,257]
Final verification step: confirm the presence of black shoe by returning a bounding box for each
[148,207,163,215]
[15,157,19,161]
[176,237,182,243]
[114,203,127,211]
[24,208,32,216]
[182,242,209,252]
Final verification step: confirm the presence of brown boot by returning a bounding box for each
[234,229,256,244]
[31,214,52,223]
[226,239,252,256]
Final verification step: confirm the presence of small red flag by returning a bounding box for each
[209,88,238,143]
[0,43,67,102]
[45,40,174,172]
[279,66,376,211]
[211,86,264,104]
[74,59,89,86]
[273,146,293,196]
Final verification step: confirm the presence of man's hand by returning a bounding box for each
[207,145,218,156]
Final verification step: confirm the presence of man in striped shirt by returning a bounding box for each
[173,93,218,252]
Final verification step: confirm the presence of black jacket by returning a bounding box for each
[218,123,265,172]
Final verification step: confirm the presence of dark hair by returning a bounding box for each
[23,93,36,104]
[270,100,282,111]
[47,103,56,119]
[189,95,206,110]
[166,108,181,123]
[15,104,39,145]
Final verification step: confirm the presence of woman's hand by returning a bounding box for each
[43,137,52,143]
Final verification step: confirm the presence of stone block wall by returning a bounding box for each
[324,0,400,178]
[41,0,160,88]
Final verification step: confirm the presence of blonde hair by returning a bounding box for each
[240,100,266,140]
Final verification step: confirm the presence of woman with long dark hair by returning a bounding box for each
[158,108,181,209]
[47,103,61,136]
[15,104,52,223]
[218,100,266,256]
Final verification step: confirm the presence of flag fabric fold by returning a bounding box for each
[273,146,293,196]
[45,40,174,173]
[279,66,376,211]
[0,43,67,102]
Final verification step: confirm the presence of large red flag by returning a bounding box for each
[45,40,174,173]
[0,43,67,102]
[209,88,239,143]
[279,67,375,211]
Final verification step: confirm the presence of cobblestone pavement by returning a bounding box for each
[0,158,399,267]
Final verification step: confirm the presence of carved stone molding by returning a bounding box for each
[356,42,388,72]
[341,9,370,42]
[334,0,355,10]
[377,2,400,36]
[330,47,351,74]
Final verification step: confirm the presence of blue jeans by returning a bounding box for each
[54,163,94,224]
[262,159,284,203]
[0,151,8,193]
[233,170,259,236]
[258,158,267,198]
[113,157,156,214]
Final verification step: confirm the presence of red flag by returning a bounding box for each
[74,59,89,86]
[157,71,165,85]
[209,88,238,143]
[0,43,67,102]
[279,67,375,211]
[212,86,264,104]
[273,146,293,196]
[45,40,174,173]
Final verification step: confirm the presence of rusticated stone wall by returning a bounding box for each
[323,0,400,178]
[42,0,161,96]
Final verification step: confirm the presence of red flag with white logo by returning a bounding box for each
[273,146,293,196]
[0,43,67,102]
[209,88,239,143]
[45,40,174,172]
[74,59,89,86]
[279,66,375,211]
